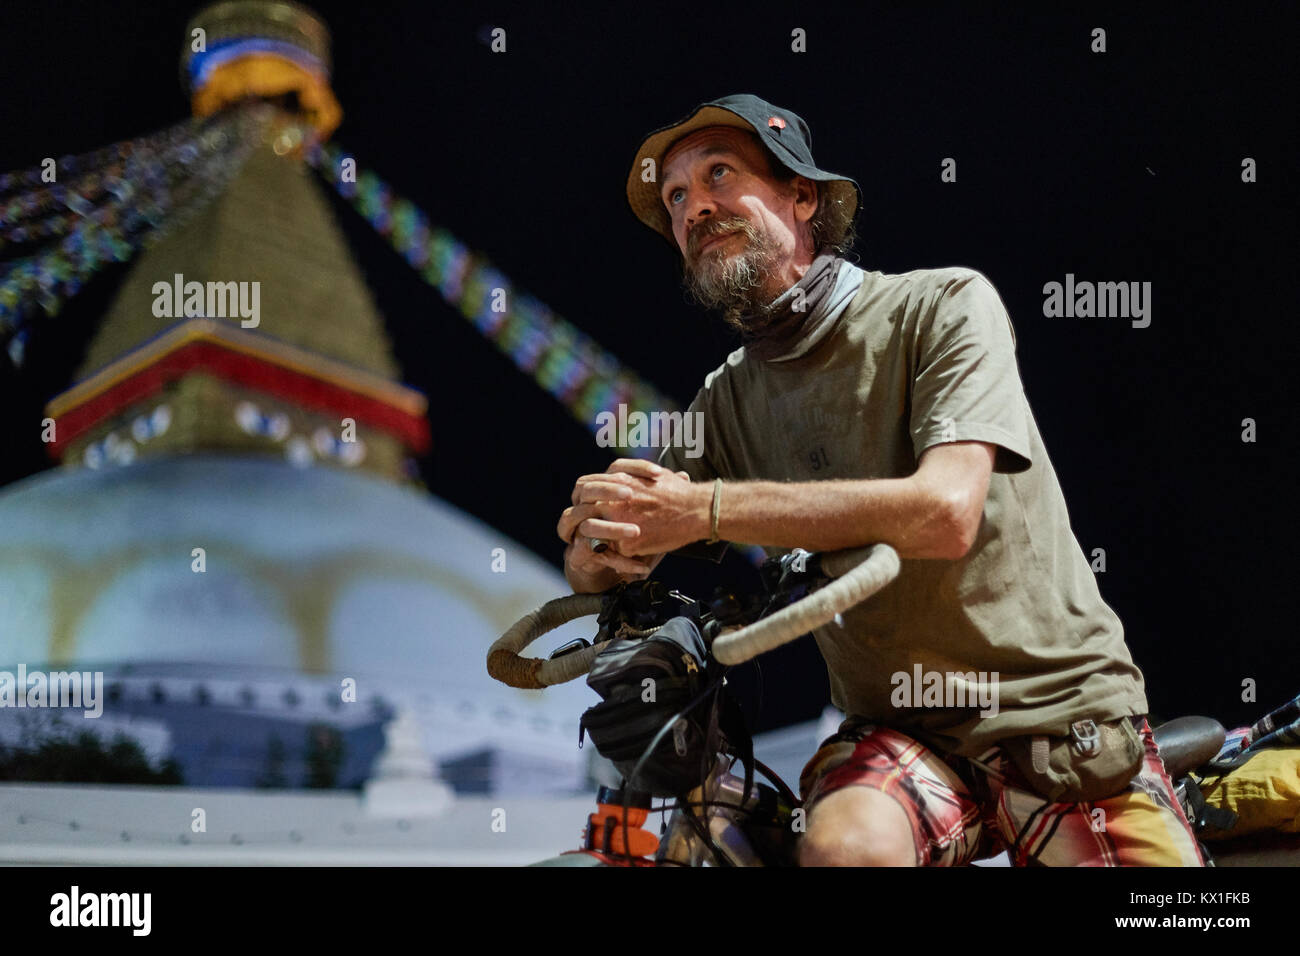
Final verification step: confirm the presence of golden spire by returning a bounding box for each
[181,1,342,141]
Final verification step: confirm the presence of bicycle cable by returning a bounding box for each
[606,563,822,865]
[753,757,799,808]
[619,670,728,864]
[681,801,731,866]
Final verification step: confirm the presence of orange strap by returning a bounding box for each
[588,803,659,858]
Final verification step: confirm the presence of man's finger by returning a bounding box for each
[575,481,639,504]
[577,517,641,540]
[572,472,638,504]
[574,481,644,504]
[577,469,653,488]
[557,509,575,542]
[557,502,601,542]
[608,458,672,479]
[571,472,635,504]
[576,548,651,578]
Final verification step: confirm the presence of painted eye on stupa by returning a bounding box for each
[235,401,261,433]
[131,403,172,442]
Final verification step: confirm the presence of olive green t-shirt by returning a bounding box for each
[659,266,1148,757]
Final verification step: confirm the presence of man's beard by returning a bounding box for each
[681,217,787,334]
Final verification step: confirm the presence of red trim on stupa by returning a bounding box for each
[48,339,431,456]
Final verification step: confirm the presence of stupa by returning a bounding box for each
[0,0,600,795]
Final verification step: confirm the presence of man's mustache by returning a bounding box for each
[688,219,752,260]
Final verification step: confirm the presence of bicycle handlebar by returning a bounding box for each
[486,592,606,689]
[711,543,898,665]
[485,543,900,688]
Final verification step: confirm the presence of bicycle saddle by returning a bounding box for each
[1150,716,1226,778]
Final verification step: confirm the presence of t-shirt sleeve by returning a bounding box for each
[655,389,731,562]
[656,388,721,481]
[909,272,1033,474]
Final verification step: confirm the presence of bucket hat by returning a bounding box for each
[626,93,860,249]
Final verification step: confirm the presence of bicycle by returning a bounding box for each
[487,543,1243,866]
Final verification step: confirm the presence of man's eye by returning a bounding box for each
[667,166,727,207]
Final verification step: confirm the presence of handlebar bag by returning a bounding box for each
[579,616,719,796]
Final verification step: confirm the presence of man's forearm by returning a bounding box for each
[712,477,971,560]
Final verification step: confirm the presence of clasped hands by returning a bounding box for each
[557,458,709,580]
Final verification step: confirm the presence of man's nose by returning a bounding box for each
[684,192,717,231]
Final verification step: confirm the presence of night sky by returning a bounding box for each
[1,1,1295,733]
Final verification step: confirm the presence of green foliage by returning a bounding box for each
[255,733,289,788]
[0,731,183,784]
[304,723,344,789]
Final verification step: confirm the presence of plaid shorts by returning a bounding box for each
[797,716,1206,867]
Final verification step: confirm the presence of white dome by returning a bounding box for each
[0,455,602,789]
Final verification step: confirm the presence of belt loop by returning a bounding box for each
[1030,735,1051,774]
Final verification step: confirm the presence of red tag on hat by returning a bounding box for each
[767,116,786,130]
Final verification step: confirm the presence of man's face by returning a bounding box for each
[660,127,817,326]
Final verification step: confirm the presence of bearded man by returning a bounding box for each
[556,94,1204,867]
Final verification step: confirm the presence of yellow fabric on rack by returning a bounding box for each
[1198,748,1300,839]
